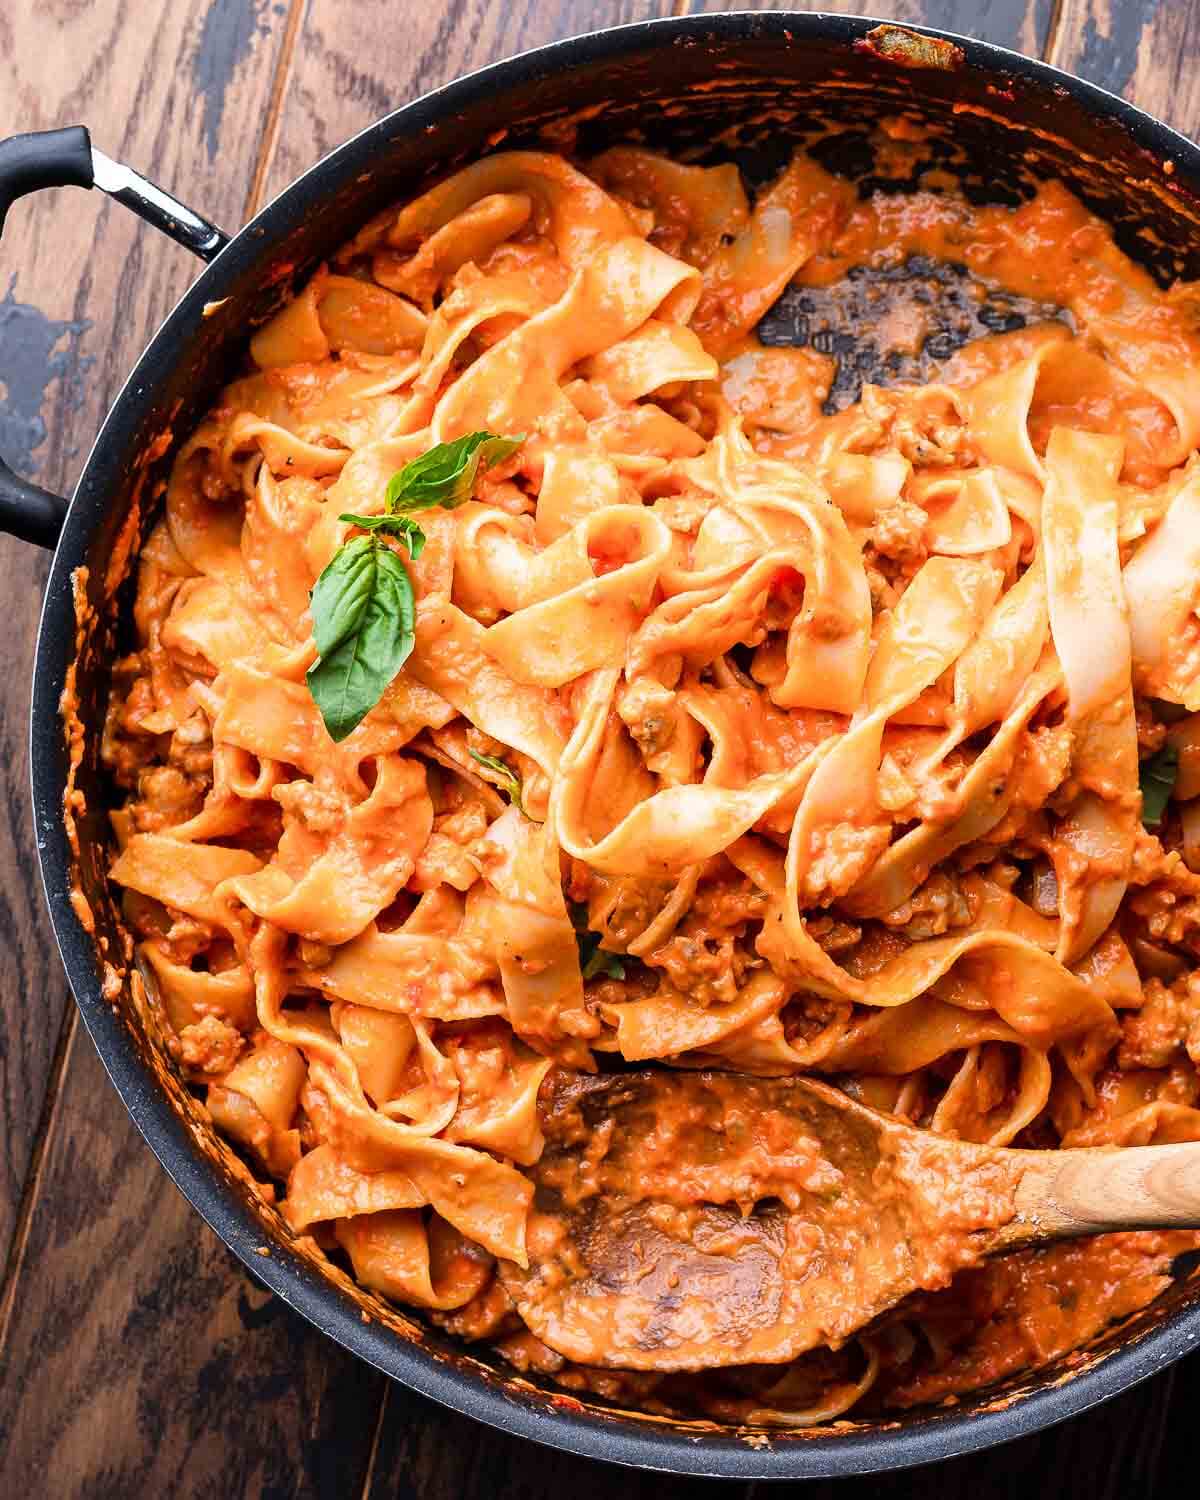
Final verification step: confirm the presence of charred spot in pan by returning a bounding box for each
[977,303,1031,334]
[806,131,877,186]
[806,127,1030,212]
[757,256,1067,412]
[721,138,797,194]
[960,177,1027,211]
[1170,1248,1200,1280]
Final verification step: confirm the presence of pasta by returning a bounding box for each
[102,139,1200,1423]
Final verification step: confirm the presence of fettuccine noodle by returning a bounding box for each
[103,141,1200,1422]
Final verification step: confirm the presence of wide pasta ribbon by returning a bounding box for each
[410,603,567,791]
[464,807,591,1067]
[1124,463,1200,708]
[553,668,832,878]
[1042,427,1139,964]
[247,926,532,1263]
[845,657,1061,918]
[431,236,701,443]
[479,506,673,686]
[672,418,874,714]
[785,554,1003,907]
[224,755,433,946]
[377,151,633,271]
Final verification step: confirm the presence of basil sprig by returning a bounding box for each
[338,430,524,551]
[307,431,523,742]
[468,749,524,813]
[1140,742,1179,828]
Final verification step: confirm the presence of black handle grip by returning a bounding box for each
[0,126,93,235]
[0,471,70,549]
[0,128,95,549]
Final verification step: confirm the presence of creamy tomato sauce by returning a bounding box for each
[97,131,1200,1427]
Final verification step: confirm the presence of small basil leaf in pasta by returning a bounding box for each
[468,749,524,813]
[1140,742,1179,828]
[580,939,626,982]
[338,511,427,558]
[569,905,626,981]
[307,537,416,742]
[385,431,525,513]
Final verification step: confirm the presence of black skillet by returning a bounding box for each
[1,12,1198,1480]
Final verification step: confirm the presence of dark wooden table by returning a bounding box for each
[2,1,1199,1494]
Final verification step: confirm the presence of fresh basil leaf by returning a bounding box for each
[1140,742,1179,828]
[338,511,426,558]
[307,537,415,742]
[468,749,524,813]
[309,535,377,659]
[384,431,524,513]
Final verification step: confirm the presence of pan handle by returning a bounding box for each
[0,126,231,550]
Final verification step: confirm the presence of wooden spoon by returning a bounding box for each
[499,1069,1200,1372]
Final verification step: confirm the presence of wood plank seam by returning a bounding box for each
[242,0,308,222]
[0,0,310,1344]
[1042,0,1070,62]
[0,1013,78,1358]
[356,1379,393,1500]
[0,4,392,1492]
[0,208,117,1302]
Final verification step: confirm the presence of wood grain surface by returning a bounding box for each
[0,0,292,1281]
[0,2,1197,1496]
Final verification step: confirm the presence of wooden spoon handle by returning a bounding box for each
[1010,1143,1200,1241]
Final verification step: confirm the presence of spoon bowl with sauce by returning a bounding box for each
[500,1070,1200,1371]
